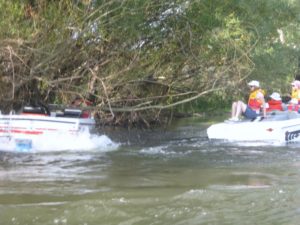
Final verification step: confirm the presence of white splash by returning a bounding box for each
[0,130,119,153]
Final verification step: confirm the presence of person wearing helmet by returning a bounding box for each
[227,80,267,121]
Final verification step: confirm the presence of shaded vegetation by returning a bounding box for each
[0,0,300,127]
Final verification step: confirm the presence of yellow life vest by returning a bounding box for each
[291,89,300,100]
[248,89,264,110]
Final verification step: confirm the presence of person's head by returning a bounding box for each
[282,95,291,104]
[71,96,83,106]
[270,92,281,101]
[291,80,300,90]
[291,98,298,104]
[248,80,260,91]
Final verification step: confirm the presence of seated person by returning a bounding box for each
[71,96,93,118]
[287,98,300,112]
[228,80,266,121]
[266,92,283,112]
[287,80,300,112]
[291,80,300,102]
[71,96,93,107]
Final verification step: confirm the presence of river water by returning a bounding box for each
[1,118,300,225]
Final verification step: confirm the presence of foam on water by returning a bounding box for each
[209,139,285,147]
[0,130,119,153]
[139,145,192,156]
[139,145,171,155]
[209,184,271,190]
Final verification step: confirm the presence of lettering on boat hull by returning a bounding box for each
[285,130,300,141]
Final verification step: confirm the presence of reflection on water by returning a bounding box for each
[1,118,300,225]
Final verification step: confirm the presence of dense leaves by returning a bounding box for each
[0,0,299,126]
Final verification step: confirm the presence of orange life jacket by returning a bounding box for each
[248,89,264,111]
[267,99,283,112]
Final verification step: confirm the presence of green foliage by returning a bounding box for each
[0,1,31,38]
[1,0,300,124]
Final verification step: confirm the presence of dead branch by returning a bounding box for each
[100,87,224,112]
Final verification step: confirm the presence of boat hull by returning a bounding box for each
[207,117,300,143]
[0,114,96,152]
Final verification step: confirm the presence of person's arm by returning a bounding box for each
[257,91,266,117]
[261,98,267,117]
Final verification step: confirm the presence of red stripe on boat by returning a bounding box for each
[0,129,43,135]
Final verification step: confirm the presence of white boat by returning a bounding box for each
[207,111,300,143]
[0,106,95,152]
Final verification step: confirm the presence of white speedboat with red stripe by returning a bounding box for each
[0,106,95,152]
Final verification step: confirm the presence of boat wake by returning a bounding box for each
[0,130,119,153]
[209,139,285,147]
